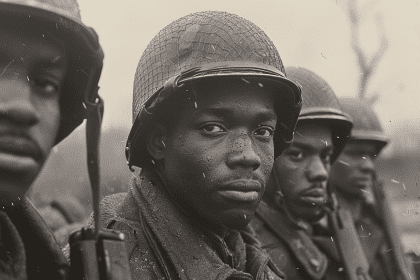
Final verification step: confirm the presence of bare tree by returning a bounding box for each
[347,0,388,104]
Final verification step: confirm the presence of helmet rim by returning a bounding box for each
[126,68,302,169]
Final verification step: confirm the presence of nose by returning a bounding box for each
[306,155,329,183]
[227,134,261,171]
[0,79,39,126]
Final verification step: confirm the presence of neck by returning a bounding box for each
[336,191,363,221]
[151,166,229,239]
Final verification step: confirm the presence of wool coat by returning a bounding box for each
[101,168,285,280]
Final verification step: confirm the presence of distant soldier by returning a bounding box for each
[98,11,302,280]
[328,98,413,280]
[251,67,353,280]
[0,0,104,278]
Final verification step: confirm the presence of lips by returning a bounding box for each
[217,180,261,202]
[352,176,372,188]
[354,176,371,182]
[299,188,327,206]
[0,135,41,158]
[0,135,42,173]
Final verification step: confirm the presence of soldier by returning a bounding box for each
[0,0,104,278]
[98,11,302,280]
[251,67,353,280]
[328,98,411,280]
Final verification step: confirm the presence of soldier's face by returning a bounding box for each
[330,140,377,199]
[273,123,332,223]
[0,25,67,205]
[159,80,277,229]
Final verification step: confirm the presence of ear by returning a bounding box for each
[146,123,168,161]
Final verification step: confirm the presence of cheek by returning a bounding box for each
[167,133,221,183]
[44,98,60,127]
[275,159,302,193]
[35,97,60,151]
[260,144,275,177]
[338,160,353,176]
[248,138,274,184]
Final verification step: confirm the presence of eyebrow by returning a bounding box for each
[194,106,277,122]
[35,59,67,71]
[0,51,66,67]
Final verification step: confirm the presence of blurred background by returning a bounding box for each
[32,0,420,238]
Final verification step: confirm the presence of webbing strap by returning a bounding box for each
[85,92,104,240]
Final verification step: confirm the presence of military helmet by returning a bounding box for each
[286,67,353,163]
[0,0,104,144]
[126,11,302,169]
[339,97,389,154]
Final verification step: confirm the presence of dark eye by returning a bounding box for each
[31,77,59,96]
[321,151,332,164]
[254,127,274,137]
[288,150,304,161]
[292,151,304,160]
[202,124,225,133]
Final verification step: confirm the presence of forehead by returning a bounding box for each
[293,122,332,148]
[0,23,66,64]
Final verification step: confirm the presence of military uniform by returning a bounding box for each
[326,98,413,280]
[101,169,285,280]
[107,10,303,280]
[251,201,342,280]
[253,68,352,280]
[0,0,104,278]
[37,197,89,247]
[312,202,395,279]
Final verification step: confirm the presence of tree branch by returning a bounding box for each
[348,0,388,100]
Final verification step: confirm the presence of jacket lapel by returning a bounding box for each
[116,169,251,280]
[256,201,328,280]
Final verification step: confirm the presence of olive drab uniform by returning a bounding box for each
[321,98,414,280]
[101,170,285,280]
[37,197,88,247]
[251,67,352,280]
[0,0,104,279]
[100,11,303,280]
[252,201,334,280]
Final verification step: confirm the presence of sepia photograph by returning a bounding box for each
[0,0,419,279]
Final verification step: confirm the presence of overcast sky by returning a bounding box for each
[76,0,420,135]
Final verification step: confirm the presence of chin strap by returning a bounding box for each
[84,91,104,241]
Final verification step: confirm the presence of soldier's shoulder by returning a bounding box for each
[84,192,128,229]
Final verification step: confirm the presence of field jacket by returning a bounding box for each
[251,201,345,280]
[103,168,285,280]
[0,198,69,280]
[313,203,397,280]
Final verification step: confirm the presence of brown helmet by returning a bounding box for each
[286,67,353,163]
[125,11,302,169]
[339,98,389,154]
[0,0,104,144]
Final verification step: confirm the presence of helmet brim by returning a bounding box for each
[298,112,353,163]
[350,130,389,155]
